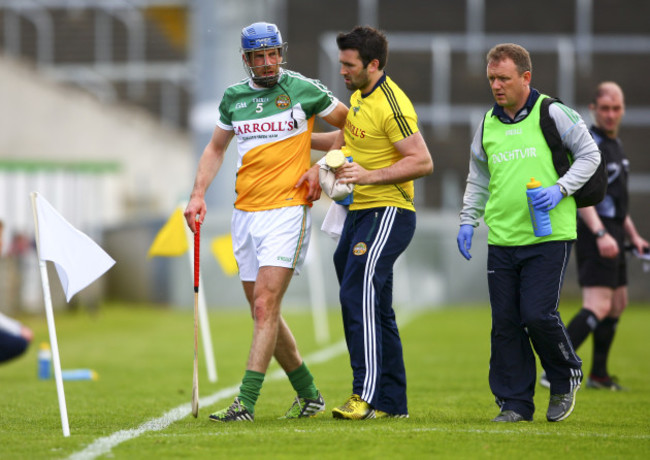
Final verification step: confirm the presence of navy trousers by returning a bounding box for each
[0,330,29,363]
[487,241,582,419]
[333,207,415,415]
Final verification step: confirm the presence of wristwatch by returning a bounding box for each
[558,184,568,197]
[595,228,608,238]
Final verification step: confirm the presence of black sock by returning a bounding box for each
[566,308,599,350]
[590,317,619,378]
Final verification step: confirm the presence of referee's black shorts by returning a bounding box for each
[576,217,627,288]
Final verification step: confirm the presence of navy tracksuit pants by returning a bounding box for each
[488,241,582,419]
[333,206,415,415]
[0,330,29,363]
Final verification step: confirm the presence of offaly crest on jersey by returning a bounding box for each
[276,94,291,109]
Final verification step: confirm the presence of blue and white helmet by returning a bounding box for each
[240,22,288,87]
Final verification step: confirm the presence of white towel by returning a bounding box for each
[321,202,348,241]
[317,156,354,201]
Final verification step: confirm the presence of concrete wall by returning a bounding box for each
[0,55,194,224]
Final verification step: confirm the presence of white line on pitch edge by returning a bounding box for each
[66,338,349,460]
[67,310,418,460]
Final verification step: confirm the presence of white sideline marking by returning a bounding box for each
[150,425,650,441]
[67,339,350,460]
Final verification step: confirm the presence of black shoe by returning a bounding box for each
[546,386,579,422]
[586,375,625,391]
[492,410,531,422]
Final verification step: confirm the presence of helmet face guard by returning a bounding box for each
[241,22,288,87]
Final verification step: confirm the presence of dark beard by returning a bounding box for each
[346,70,370,92]
[253,75,279,88]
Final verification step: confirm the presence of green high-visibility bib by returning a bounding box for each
[482,95,576,246]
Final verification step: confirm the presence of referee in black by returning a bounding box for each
[559,82,648,390]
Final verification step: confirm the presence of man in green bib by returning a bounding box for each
[457,43,601,422]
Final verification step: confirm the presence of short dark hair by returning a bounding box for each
[336,26,388,70]
[592,81,624,105]
[486,43,532,75]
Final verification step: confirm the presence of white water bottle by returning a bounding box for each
[37,342,52,380]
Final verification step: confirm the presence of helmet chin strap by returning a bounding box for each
[253,58,285,87]
[252,74,280,88]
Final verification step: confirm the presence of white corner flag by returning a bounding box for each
[31,192,115,437]
[34,192,115,302]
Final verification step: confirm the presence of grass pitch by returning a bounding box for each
[1,301,649,459]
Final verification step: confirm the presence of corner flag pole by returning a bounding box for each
[306,227,330,344]
[196,271,217,382]
[30,192,70,437]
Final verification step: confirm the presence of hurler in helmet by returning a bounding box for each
[184,21,348,422]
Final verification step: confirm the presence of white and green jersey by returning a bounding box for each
[217,70,339,211]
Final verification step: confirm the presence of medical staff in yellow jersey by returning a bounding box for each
[323,26,433,420]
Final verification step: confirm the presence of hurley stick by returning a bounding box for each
[192,216,201,418]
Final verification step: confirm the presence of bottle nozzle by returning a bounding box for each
[527,177,542,189]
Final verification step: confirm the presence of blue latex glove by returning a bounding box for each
[457,224,475,261]
[531,184,564,211]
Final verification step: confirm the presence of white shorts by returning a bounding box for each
[232,205,311,282]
